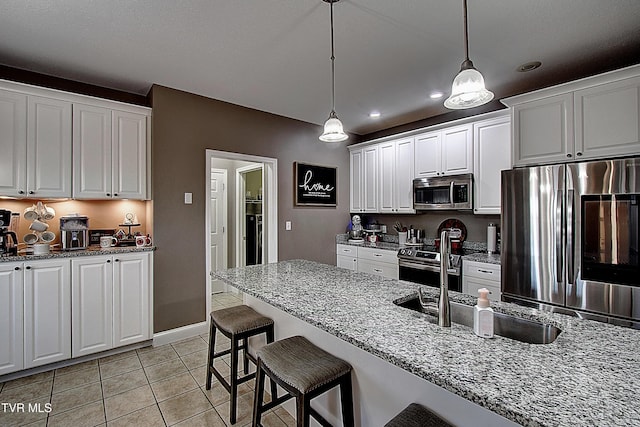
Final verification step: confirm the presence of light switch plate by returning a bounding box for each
[285,221,292,231]
[184,192,193,204]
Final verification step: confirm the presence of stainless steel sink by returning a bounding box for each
[394,295,561,344]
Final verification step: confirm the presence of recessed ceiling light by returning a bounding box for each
[430,92,443,99]
[517,61,542,72]
[369,111,381,118]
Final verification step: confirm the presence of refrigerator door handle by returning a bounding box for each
[556,190,563,284]
[567,189,575,285]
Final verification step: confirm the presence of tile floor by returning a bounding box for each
[0,291,295,427]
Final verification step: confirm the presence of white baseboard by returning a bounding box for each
[153,321,208,347]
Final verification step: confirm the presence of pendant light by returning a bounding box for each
[444,0,494,109]
[319,0,348,142]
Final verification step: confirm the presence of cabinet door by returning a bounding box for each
[473,116,511,214]
[349,149,363,212]
[0,89,27,197]
[24,259,71,369]
[0,262,24,375]
[512,93,574,166]
[442,124,473,175]
[575,76,640,160]
[378,141,396,213]
[395,138,415,213]
[362,145,378,213]
[73,104,113,199]
[71,256,113,357]
[337,255,357,271]
[113,253,150,346]
[112,110,147,199]
[414,132,441,177]
[26,96,72,198]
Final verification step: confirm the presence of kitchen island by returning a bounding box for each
[214,260,640,427]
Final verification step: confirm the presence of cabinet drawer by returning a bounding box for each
[357,259,399,280]
[463,260,501,283]
[336,244,357,256]
[357,247,397,264]
[464,277,501,302]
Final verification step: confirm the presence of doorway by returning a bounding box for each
[205,150,278,316]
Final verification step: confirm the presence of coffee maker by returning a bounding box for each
[0,209,18,256]
[60,215,89,250]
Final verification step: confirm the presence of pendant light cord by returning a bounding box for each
[330,0,336,114]
[463,0,469,62]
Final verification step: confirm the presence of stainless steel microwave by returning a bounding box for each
[413,174,473,210]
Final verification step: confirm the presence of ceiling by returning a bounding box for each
[1,1,639,136]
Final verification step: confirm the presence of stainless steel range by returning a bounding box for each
[397,246,462,291]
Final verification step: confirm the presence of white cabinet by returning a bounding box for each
[379,138,415,213]
[463,260,501,302]
[71,256,113,357]
[0,262,24,375]
[415,124,472,177]
[574,76,640,159]
[71,252,151,357]
[505,66,640,166]
[24,259,71,369]
[113,252,151,346]
[336,244,357,271]
[73,105,148,200]
[0,91,72,198]
[473,115,511,214]
[350,145,378,213]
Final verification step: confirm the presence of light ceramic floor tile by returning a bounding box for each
[273,406,296,427]
[0,397,50,427]
[98,349,140,365]
[101,368,149,398]
[144,358,188,383]
[106,403,165,427]
[104,384,155,421]
[171,337,208,357]
[215,391,255,427]
[50,381,103,414]
[99,355,143,379]
[55,359,99,376]
[158,389,213,426]
[173,409,226,427]
[47,400,105,427]
[138,345,179,368]
[261,411,288,427]
[180,349,208,371]
[2,371,53,390]
[0,379,53,401]
[150,372,199,402]
[53,365,100,393]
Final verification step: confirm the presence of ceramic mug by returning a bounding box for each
[24,233,39,245]
[24,206,38,221]
[100,236,118,248]
[40,231,56,243]
[29,219,49,232]
[135,235,152,248]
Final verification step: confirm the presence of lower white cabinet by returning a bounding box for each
[336,244,398,279]
[462,260,501,301]
[72,252,151,357]
[0,262,24,375]
[24,259,71,369]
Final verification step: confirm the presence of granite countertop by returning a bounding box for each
[462,252,501,265]
[0,246,155,262]
[214,260,640,427]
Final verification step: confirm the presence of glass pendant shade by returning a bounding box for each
[444,64,494,109]
[320,111,348,142]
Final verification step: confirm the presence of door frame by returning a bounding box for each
[236,163,264,267]
[210,167,228,293]
[205,150,278,318]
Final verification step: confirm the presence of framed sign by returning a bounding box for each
[294,162,337,206]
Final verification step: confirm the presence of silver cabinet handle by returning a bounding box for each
[374,253,382,257]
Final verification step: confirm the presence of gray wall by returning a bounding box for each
[151,85,350,333]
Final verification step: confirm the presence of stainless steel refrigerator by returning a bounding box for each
[501,158,640,328]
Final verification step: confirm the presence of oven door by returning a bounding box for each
[398,260,461,292]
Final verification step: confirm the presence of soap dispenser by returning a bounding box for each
[474,288,494,338]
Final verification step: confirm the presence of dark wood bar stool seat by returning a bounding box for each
[252,335,354,427]
[206,305,275,424]
[384,403,455,427]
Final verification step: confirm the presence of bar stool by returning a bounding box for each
[206,305,276,424]
[252,335,354,427]
[384,403,455,427]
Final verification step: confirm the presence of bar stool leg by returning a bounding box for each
[230,336,239,424]
[252,361,266,427]
[243,337,250,374]
[266,329,277,402]
[296,394,310,427]
[340,374,355,427]
[205,321,217,390]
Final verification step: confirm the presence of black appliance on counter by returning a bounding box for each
[397,246,462,291]
[0,209,18,256]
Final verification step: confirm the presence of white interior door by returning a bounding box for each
[210,169,227,293]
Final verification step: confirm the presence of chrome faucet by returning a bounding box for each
[438,229,452,327]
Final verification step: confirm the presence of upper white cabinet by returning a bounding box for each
[379,137,415,213]
[0,80,150,200]
[0,90,72,198]
[504,65,640,166]
[473,115,511,214]
[350,145,378,213]
[74,105,148,199]
[415,124,472,177]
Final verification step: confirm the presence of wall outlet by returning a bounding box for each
[184,192,193,204]
[285,221,292,231]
